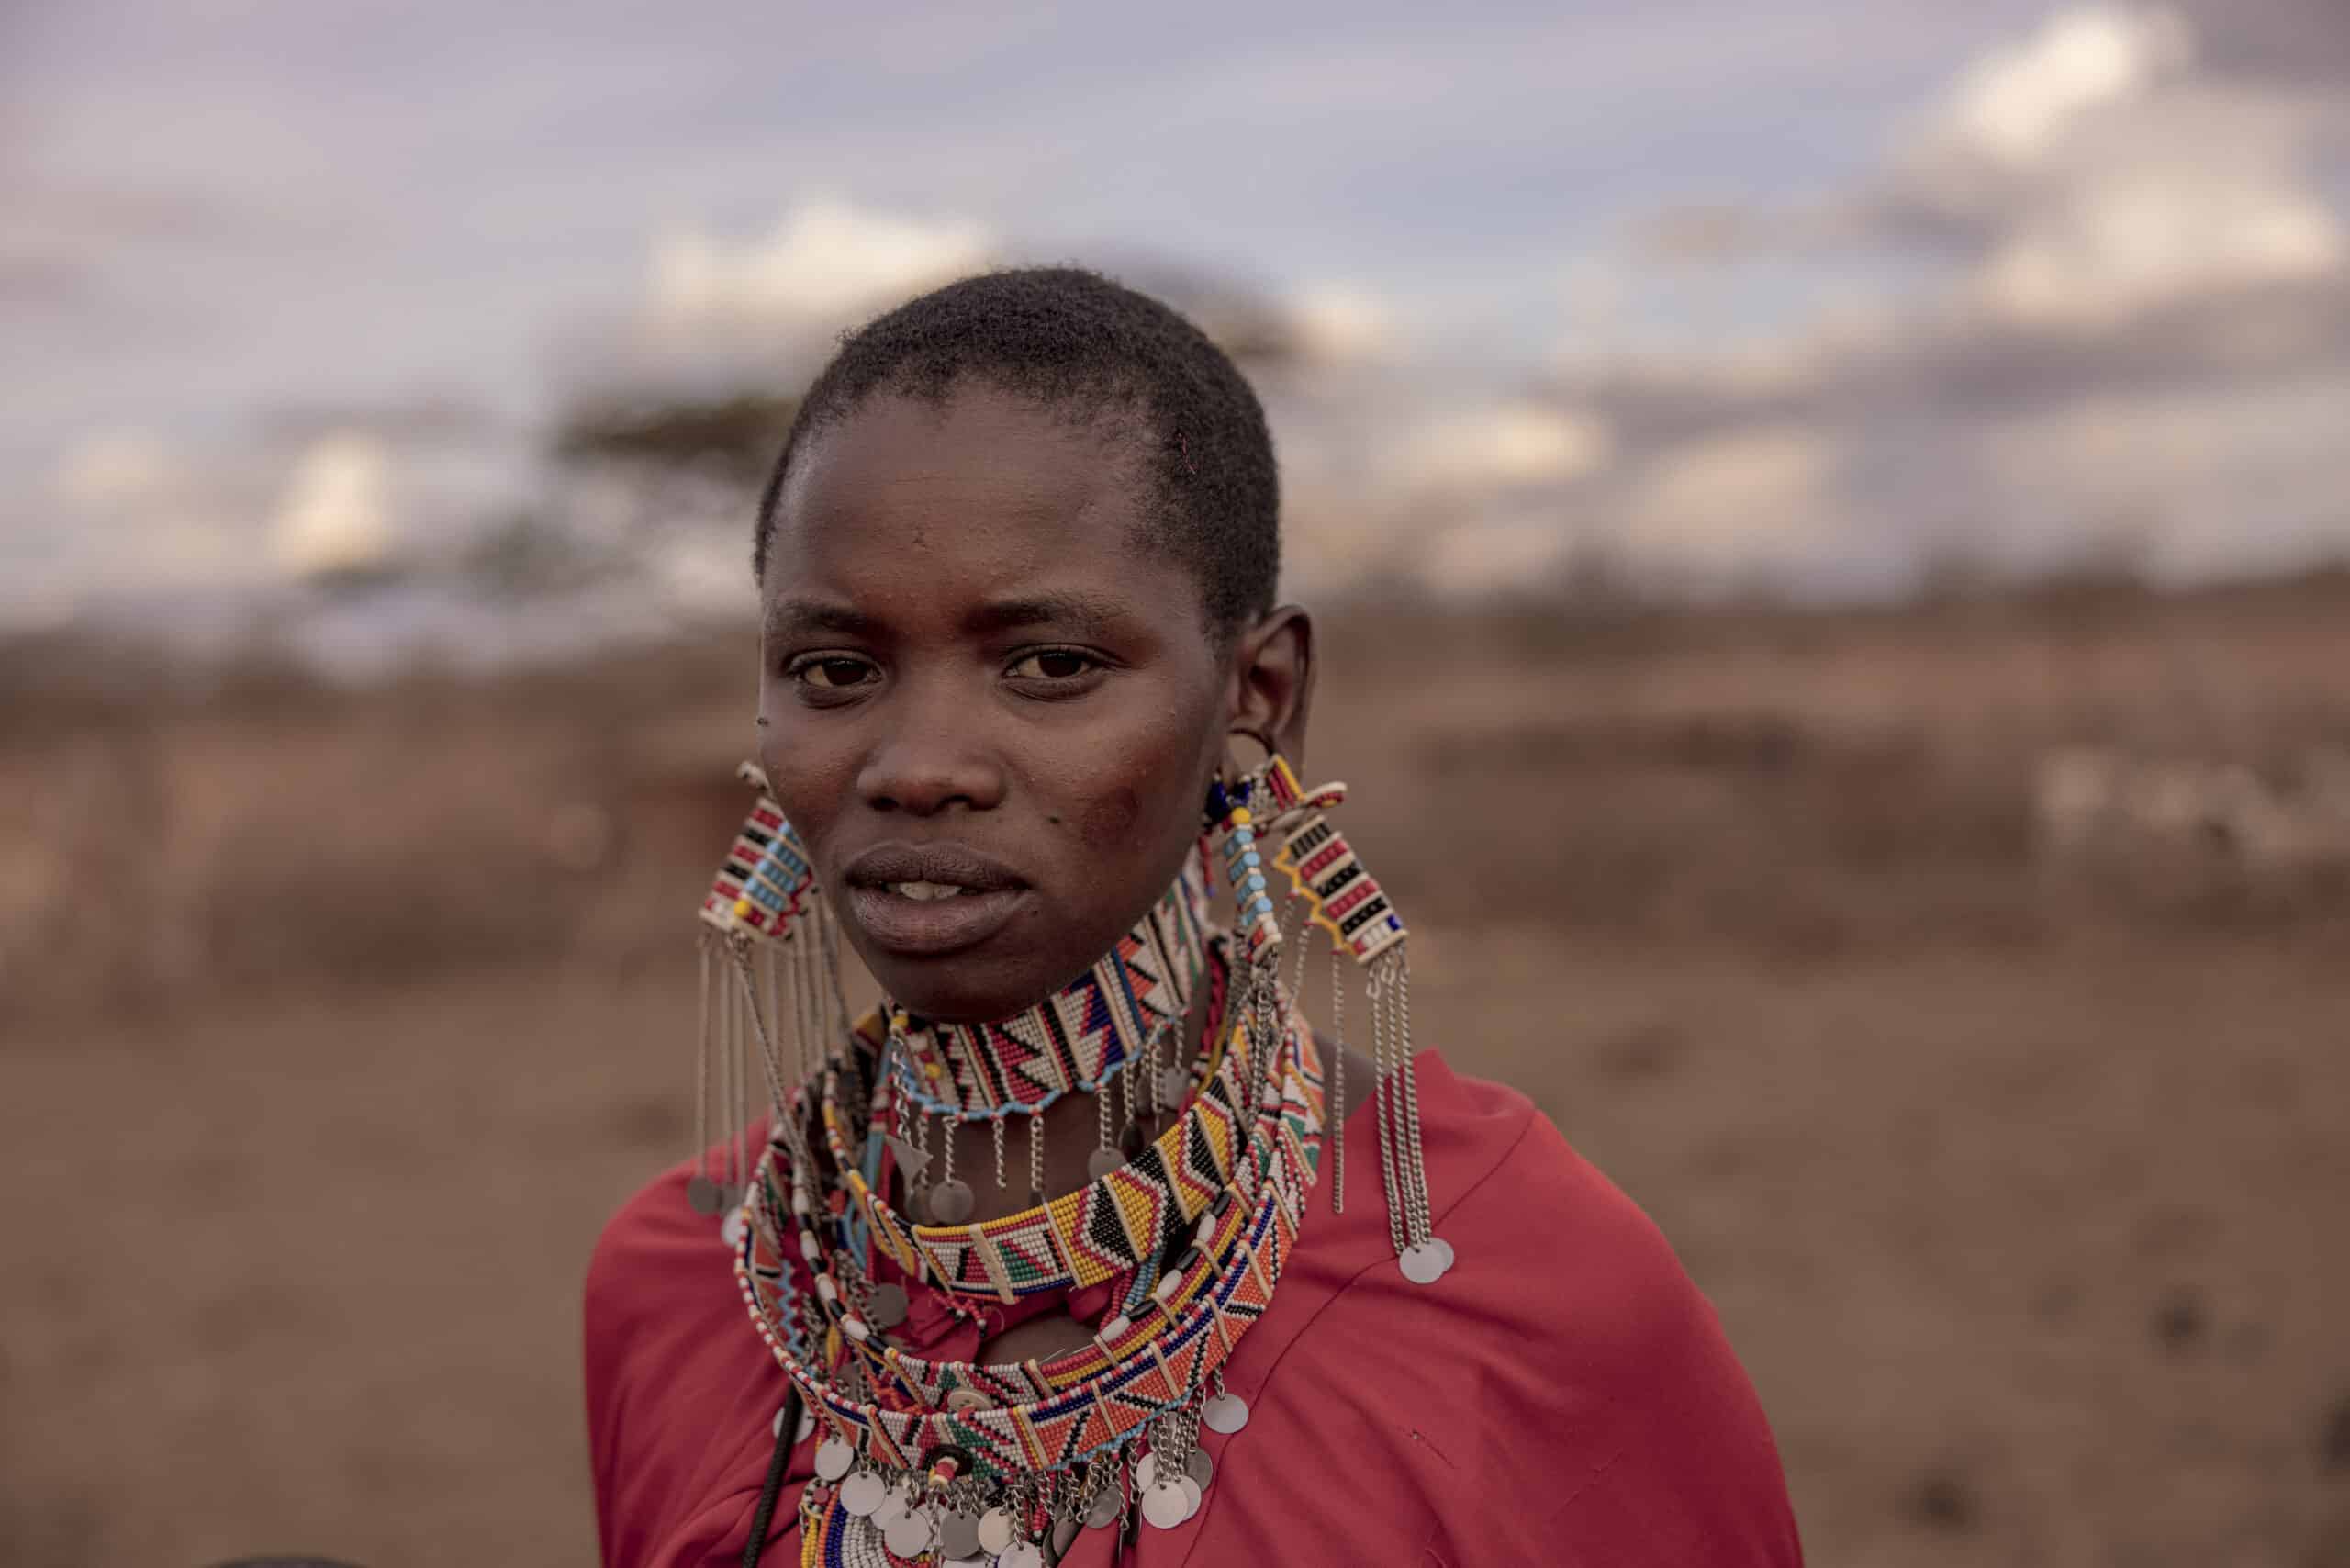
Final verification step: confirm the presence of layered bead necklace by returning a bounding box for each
[685,758,1449,1563]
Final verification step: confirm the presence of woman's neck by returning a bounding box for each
[926,948,1226,1226]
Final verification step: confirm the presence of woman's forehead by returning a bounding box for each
[764,386,1173,613]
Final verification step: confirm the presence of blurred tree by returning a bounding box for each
[552,392,800,487]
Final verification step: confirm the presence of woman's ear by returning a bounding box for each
[1228,604,1316,774]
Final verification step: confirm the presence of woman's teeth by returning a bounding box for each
[890,881,966,902]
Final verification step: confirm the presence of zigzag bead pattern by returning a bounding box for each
[888,846,1211,1119]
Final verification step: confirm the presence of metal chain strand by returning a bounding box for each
[694,941,713,1178]
[1367,966,1406,1255]
[1280,889,1310,1000]
[992,1113,1008,1191]
[730,945,826,1193]
[1329,944,1346,1215]
[722,960,742,1189]
[1395,956,1433,1246]
[1028,1112,1045,1204]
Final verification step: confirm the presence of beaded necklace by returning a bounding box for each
[735,1004,1322,1561]
[888,847,1212,1123]
[835,961,1256,1309]
[682,756,1449,1563]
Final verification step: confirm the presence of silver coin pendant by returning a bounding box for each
[838,1471,888,1517]
[1399,1238,1452,1285]
[812,1437,854,1482]
[977,1506,1019,1554]
[882,1506,934,1558]
[928,1178,975,1225]
[867,1282,910,1329]
[1141,1479,1192,1529]
[936,1508,982,1560]
[1202,1392,1250,1434]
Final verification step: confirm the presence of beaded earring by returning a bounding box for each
[1229,753,1452,1284]
[688,763,843,1228]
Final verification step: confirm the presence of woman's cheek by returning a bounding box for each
[1076,782,1145,853]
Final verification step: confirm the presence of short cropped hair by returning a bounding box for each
[753,267,1280,636]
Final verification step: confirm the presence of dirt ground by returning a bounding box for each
[5,581,2348,1566]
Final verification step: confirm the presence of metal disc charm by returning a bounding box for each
[1399,1238,1452,1285]
[977,1506,1019,1554]
[1085,1146,1125,1182]
[867,1282,910,1329]
[812,1437,855,1481]
[1186,1447,1214,1489]
[1141,1479,1192,1529]
[1179,1476,1203,1518]
[1135,1451,1159,1492]
[719,1208,748,1249]
[928,1178,975,1225]
[998,1544,1044,1568]
[1155,1065,1192,1106]
[872,1485,912,1529]
[882,1506,934,1557]
[1085,1483,1125,1529]
[771,1403,814,1444]
[1428,1236,1457,1271]
[839,1471,888,1517]
[686,1175,723,1214]
[936,1508,983,1559]
[1202,1392,1250,1434]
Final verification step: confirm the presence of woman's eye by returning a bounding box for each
[797,657,877,689]
[1007,649,1097,680]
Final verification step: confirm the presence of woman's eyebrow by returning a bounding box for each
[963,591,1130,639]
[764,599,878,640]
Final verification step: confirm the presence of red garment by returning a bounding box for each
[585,1053,1804,1566]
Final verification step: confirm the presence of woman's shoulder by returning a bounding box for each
[1314,1053,1803,1563]
[585,1158,721,1338]
[1325,1051,1732,1380]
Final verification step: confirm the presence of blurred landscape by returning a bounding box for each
[5,567,2348,1565]
[9,0,2350,1563]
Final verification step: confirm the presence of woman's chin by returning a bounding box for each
[854,943,1062,1026]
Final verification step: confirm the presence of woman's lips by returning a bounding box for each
[845,883,1029,957]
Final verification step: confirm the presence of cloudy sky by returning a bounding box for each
[7,0,2348,635]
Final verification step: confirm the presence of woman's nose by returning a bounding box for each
[853,692,1006,817]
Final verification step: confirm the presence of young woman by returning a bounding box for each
[584,269,1803,1566]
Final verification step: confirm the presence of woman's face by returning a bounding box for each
[756,382,1247,1023]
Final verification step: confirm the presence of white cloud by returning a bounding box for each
[649,198,992,324]
[1286,283,1398,363]
[1614,424,1846,567]
[271,431,396,578]
[1977,162,2344,323]
[51,430,177,510]
[1935,4,2192,167]
[1393,402,1614,490]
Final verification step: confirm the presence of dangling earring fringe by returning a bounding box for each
[1248,754,1452,1284]
[688,761,839,1226]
